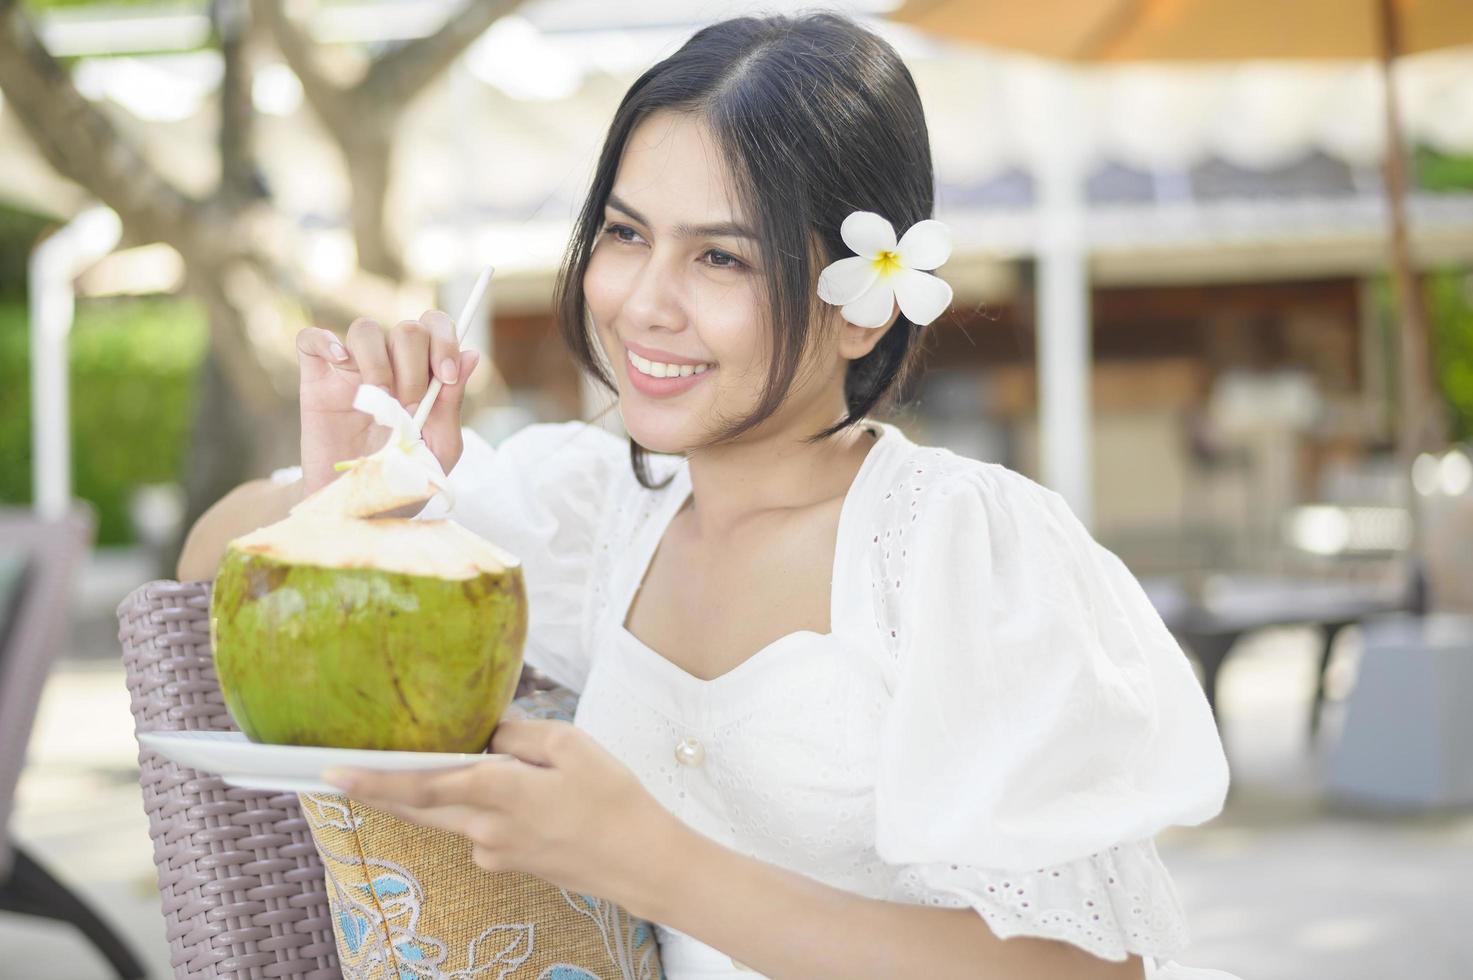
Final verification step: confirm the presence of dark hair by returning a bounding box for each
[553,12,938,488]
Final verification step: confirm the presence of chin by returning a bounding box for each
[618,400,701,455]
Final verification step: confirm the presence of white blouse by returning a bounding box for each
[404,418,1232,979]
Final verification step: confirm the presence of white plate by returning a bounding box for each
[138,730,503,794]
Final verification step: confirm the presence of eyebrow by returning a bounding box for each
[606,193,757,240]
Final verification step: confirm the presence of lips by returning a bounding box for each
[624,339,714,369]
[624,347,716,398]
[627,348,712,378]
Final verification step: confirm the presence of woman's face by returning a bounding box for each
[584,111,813,454]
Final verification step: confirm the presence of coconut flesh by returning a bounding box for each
[210,445,527,753]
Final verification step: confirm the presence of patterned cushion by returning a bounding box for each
[301,685,665,980]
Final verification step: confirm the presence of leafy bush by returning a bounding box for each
[0,207,56,301]
[1417,148,1473,193]
[0,295,208,545]
[1428,270,1473,443]
[1373,268,1473,445]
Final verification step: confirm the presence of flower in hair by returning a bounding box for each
[817,211,953,328]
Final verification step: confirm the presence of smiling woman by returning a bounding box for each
[192,9,1239,980]
[554,14,937,488]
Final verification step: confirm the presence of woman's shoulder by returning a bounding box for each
[858,423,1101,653]
[866,421,1067,528]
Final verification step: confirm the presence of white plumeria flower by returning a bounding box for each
[342,384,453,503]
[816,211,954,328]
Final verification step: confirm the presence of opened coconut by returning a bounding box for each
[210,386,526,753]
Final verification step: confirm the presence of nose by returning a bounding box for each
[621,249,688,335]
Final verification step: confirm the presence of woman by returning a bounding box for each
[184,13,1233,979]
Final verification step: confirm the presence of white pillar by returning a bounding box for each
[1033,66,1094,528]
[28,206,121,522]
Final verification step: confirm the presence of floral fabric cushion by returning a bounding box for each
[301,683,665,980]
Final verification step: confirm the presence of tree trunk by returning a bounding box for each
[343,125,404,280]
[252,0,526,283]
[157,258,301,578]
[3,0,511,576]
[160,340,261,579]
[160,341,298,579]
[0,0,201,248]
[1378,1,1448,465]
[216,0,265,209]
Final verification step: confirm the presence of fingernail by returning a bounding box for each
[440,358,458,384]
[329,342,348,361]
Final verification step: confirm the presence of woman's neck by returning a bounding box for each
[682,399,876,541]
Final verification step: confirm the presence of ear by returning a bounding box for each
[834,302,901,363]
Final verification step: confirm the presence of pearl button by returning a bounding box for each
[674,736,705,767]
[730,955,757,972]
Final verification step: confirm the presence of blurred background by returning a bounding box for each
[1,0,1471,977]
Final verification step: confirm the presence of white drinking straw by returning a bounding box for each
[411,264,495,436]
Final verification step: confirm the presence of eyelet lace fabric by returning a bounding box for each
[859,445,1199,962]
[425,420,1229,972]
[889,839,1191,962]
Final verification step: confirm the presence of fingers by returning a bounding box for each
[389,319,432,408]
[314,312,474,423]
[345,318,394,392]
[322,758,522,809]
[488,719,576,768]
[423,348,478,430]
[321,765,438,806]
[421,309,462,387]
[295,326,350,384]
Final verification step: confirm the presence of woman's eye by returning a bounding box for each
[703,248,745,270]
[603,222,641,244]
[601,223,744,270]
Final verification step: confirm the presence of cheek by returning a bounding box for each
[695,282,766,368]
[583,251,632,368]
[705,319,756,373]
[583,249,625,320]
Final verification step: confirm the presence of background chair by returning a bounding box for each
[1,503,146,980]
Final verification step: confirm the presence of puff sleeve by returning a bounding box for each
[874,464,1229,962]
[414,421,628,694]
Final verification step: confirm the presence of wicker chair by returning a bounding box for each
[119,579,342,980]
[2,504,146,980]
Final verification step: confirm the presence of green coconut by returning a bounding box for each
[209,451,527,753]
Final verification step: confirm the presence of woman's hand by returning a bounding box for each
[320,719,681,915]
[296,311,480,496]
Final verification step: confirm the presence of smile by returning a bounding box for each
[624,347,716,398]
[627,349,714,378]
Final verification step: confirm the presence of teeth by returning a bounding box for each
[628,349,713,379]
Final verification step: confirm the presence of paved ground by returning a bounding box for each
[5,549,1471,979]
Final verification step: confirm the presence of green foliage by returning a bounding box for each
[0,205,57,301]
[1416,148,1473,193]
[0,295,208,545]
[1371,269,1473,445]
[1427,269,1473,443]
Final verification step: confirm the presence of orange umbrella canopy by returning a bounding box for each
[892,0,1473,61]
